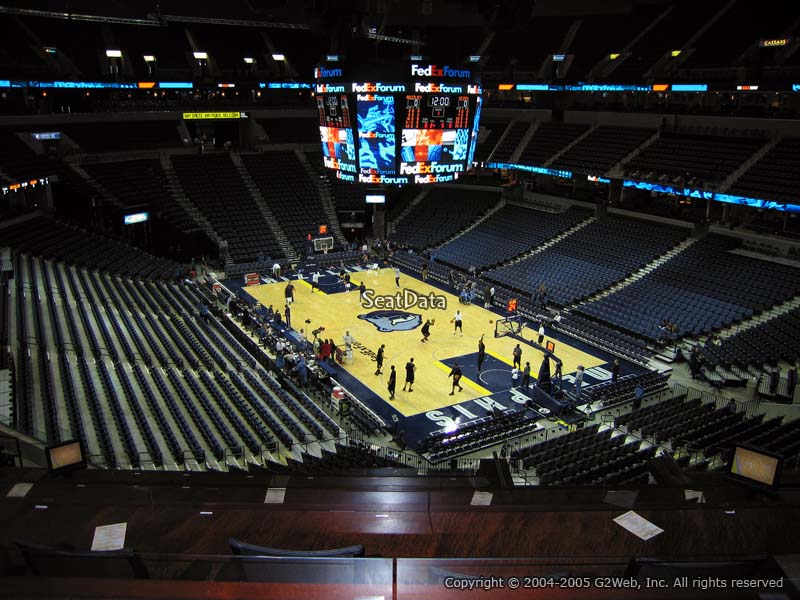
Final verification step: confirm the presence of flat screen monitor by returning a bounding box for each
[365,194,385,204]
[727,444,782,491]
[46,440,86,475]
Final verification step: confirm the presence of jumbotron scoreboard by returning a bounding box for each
[315,61,482,185]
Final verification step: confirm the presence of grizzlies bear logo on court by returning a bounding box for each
[358,310,422,332]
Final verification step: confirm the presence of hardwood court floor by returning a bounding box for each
[245,268,603,417]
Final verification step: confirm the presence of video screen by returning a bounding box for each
[365,194,386,204]
[467,96,482,165]
[318,93,351,128]
[320,126,356,163]
[729,445,781,488]
[357,94,396,175]
[46,440,85,473]
[401,128,470,164]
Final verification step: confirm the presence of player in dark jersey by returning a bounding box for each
[403,357,416,392]
[477,334,486,372]
[387,365,396,399]
[421,319,433,343]
[375,344,385,375]
[449,363,464,395]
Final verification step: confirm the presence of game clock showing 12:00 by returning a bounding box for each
[404,94,470,129]
[428,96,450,107]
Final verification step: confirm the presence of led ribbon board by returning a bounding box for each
[2,177,49,195]
[623,180,800,213]
[182,112,246,120]
[123,212,149,225]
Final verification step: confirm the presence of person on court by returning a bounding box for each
[375,344,385,375]
[311,271,320,292]
[537,322,545,345]
[453,310,463,336]
[387,365,397,399]
[421,319,433,343]
[403,357,416,392]
[511,366,521,388]
[284,282,295,305]
[477,334,486,372]
[284,303,291,329]
[394,266,401,287]
[522,361,531,390]
[359,280,366,300]
[448,362,464,395]
[343,330,353,351]
[512,343,522,369]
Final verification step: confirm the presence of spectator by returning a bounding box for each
[633,383,644,410]
[295,355,308,385]
[574,365,585,400]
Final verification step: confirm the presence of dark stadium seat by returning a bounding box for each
[579,236,800,341]
[241,151,332,254]
[14,540,149,579]
[434,205,591,270]
[550,126,655,174]
[485,215,688,307]
[390,188,500,249]
[172,154,282,264]
[517,123,589,167]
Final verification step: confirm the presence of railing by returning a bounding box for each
[182,449,206,471]
[673,381,760,418]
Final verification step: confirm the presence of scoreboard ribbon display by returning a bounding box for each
[182,112,246,120]
[315,62,482,185]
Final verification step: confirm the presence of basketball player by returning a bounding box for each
[453,310,463,336]
[537,322,545,345]
[421,319,432,343]
[477,334,486,372]
[284,282,295,305]
[387,365,397,399]
[512,343,522,369]
[375,344,385,375]
[394,266,401,287]
[448,362,464,395]
[403,357,416,392]
[311,271,320,293]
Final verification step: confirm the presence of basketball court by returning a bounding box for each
[244,266,644,447]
